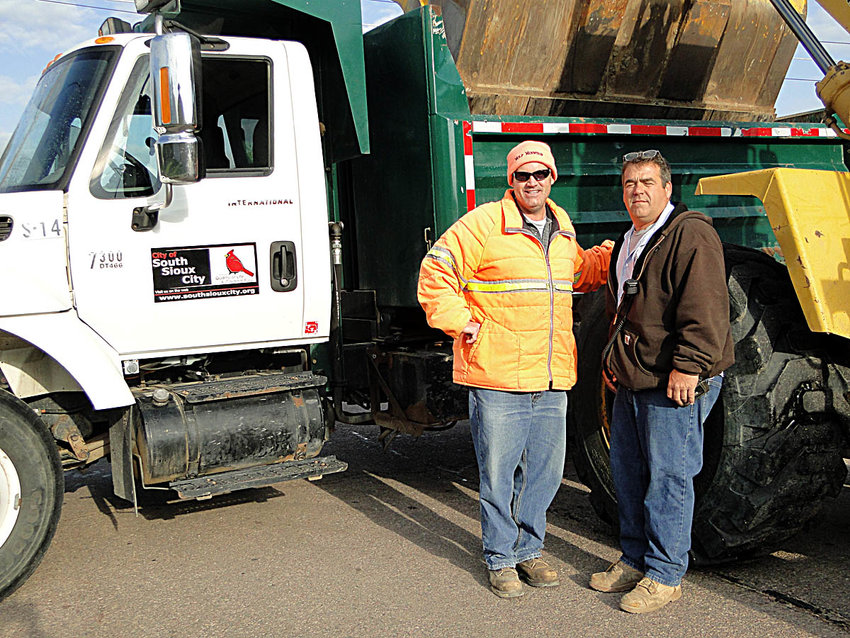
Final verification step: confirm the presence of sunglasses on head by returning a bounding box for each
[623,149,661,162]
[513,168,551,182]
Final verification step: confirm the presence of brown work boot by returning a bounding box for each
[589,560,643,593]
[487,567,524,598]
[619,576,682,613]
[516,557,560,587]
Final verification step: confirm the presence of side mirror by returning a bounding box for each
[150,31,203,185]
[155,132,201,183]
[133,29,201,232]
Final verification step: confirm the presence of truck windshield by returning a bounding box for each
[0,47,117,193]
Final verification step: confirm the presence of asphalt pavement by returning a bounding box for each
[1,420,848,638]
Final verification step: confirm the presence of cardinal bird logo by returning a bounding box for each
[225,249,254,277]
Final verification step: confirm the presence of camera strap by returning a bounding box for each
[601,279,638,378]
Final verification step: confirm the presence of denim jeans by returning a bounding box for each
[610,375,723,587]
[468,388,567,570]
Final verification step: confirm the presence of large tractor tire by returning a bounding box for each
[568,244,847,563]
[0,390,63,599]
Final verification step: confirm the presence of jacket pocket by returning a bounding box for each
[454,319,487,371]
[611,327,658,389]
[623,328,652,376]
[455,319,520,385]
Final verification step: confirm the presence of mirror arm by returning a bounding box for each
[131,182,172,232]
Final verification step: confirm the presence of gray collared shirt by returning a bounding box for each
[522,208,555,252]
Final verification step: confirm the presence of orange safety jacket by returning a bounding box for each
[418,191,612,391]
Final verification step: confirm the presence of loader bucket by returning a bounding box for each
[394,0,805,121]
[696,168,850,339]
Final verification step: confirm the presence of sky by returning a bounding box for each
[0,0,403,151]
[0,0,846,152]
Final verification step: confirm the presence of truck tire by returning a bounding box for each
[568,244,847,563]
[0,390,63,599]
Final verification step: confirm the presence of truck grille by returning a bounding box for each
[0,216,12,241]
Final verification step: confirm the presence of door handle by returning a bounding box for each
[270,241,297,292]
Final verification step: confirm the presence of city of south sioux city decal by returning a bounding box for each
[151,243,259,302]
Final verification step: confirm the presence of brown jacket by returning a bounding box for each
[603,203,734,391]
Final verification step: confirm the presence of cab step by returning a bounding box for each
[169,455,348,500]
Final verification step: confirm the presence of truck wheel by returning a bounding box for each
[691,245,846,561]
[0,390,63,599]
[568,288,618,526]
[568,245,847,563]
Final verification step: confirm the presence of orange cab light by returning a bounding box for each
[94,36,115,44]
[159,67,172,124]
[42,53,62,75]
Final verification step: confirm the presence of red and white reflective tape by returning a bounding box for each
[461,120,840,210]
[466,120,839,138]
[462,121,476,211]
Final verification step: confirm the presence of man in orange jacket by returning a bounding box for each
[418,140,612,598]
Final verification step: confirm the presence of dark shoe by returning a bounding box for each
[516,557,560,587]
[488,567,524,598]
[590,560,644,593]
[619,577,682,613]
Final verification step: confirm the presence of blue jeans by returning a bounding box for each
[468,388,567,570]
[610,375,722,587]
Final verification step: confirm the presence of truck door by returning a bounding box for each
[65,42,330,358]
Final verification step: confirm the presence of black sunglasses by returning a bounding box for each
[513,168,551,182]
[623,149,661,162]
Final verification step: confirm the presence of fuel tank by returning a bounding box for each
[133,371,327,485]
[393,0,805,121]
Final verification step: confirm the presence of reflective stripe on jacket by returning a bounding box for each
[417,190,612,391]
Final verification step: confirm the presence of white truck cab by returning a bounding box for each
[0,29,345,600]
[0,34,332,407]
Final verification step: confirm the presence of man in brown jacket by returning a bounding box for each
[589,150,733,613]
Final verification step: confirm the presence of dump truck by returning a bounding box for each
[0,0,845,599]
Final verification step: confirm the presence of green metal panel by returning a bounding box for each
[341,6,468,308]
[466,121,848,251]
[426,7,472,261]
[147,0,369,162]
[429,115,467,249]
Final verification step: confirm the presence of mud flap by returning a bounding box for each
[108,410,137,508]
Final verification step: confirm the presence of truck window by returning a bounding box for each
[89,55,271,198]
[0,48,117,193]
[90,57,160,200]
[200,57,272,174]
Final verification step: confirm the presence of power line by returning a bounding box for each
[36,0,139,14]
[792,54,850,61]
